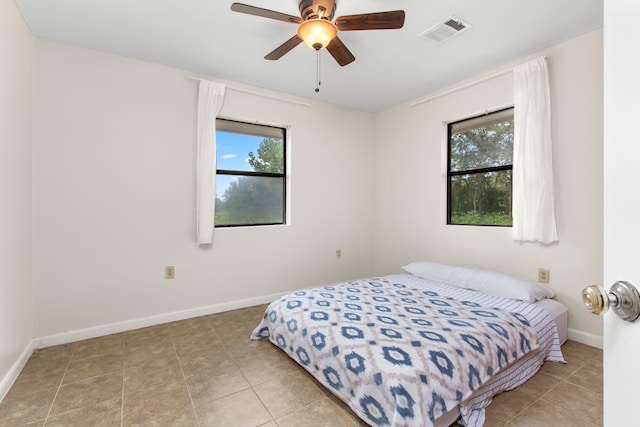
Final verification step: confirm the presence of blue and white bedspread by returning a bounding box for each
[251,274,564,427]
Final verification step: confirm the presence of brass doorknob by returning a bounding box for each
[582,281,640,322]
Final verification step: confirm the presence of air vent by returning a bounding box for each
[419,15,471,44]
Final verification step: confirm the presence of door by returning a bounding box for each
[603,1,640,425]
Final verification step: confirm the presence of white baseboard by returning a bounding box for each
[0,339,35,403]
[567,328,603,349]
[33,291,286,349]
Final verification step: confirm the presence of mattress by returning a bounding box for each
[534,298,568,345]
[434,294,569,427]
[252,273,565,427]
[392,274,566,426]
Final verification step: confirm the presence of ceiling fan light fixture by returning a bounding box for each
[297,19,337,50]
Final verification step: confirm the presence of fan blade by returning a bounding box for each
[326,37,355,66]
[231,3,302,24]
[265,35,304,60]
[335,10,405,31]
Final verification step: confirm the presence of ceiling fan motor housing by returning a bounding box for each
[299,0,336,21]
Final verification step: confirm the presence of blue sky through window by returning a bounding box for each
[215,131,263,199]
[216,131,263,172]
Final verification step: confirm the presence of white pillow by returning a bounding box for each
[401,261,465,287]
[457,266,555,302]
[402,261,554,302]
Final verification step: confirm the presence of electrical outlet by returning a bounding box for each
[538,268,550,284]
[165,266,175,279]
[336,249,342,259]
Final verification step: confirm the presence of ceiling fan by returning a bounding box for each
[230,0,405,67]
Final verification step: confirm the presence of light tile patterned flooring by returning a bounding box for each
[0,304,602,426]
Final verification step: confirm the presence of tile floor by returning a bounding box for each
[0,304,602,426]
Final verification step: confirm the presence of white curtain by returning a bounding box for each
[512,57,558,244]
[196,80,226,245]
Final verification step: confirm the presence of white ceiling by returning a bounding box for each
[15,0,602,112]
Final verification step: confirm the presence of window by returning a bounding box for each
[447,108,514,226]
[215,119,286,227]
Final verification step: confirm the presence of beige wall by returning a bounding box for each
[32,40,376,337]
[0,0,34,394]
[30,31,605,343]
[373,29,604,344]
[0,14,603,386]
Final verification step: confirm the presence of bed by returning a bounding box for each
[251,264,566,427]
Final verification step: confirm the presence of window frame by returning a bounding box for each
[215,118,287,228]
[446,107,514,227]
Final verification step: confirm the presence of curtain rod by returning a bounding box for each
[409,56,548,108]
[187,76,312,108]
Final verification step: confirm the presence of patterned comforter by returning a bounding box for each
[251,275,554,427]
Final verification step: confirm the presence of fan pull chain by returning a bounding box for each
[315,49,321,93]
